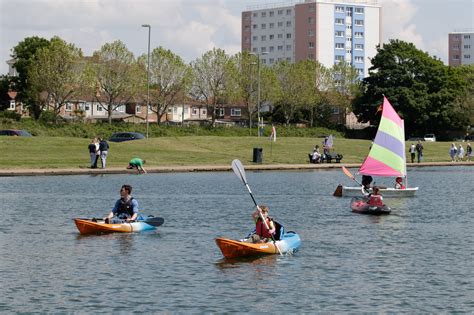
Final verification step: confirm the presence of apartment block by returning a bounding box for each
[448,31,474,66]
[242,0,381,78]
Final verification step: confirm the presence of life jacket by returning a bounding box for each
[368,195,383,207]
[116,197,135,218]
[256,217,273,238]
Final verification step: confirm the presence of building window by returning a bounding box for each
[261,12,266,18]
[335,43,344,49]
[253,24,257,29]
[355,44,364,50]
[355,56,364,63]
[335,18,344,24]
[97,105,103,112]
[464,55,471,59]
[354,19,364,26]
[269,58,275,64]
[355,7,364,14]
[286,45,292,51]
[287,21,292,27]
[261,35,266,41]
[9,100,15,110]
[286,9,291,15]
[244,25,250,31]
[136,105,142,113]
[286,33,292,39]
[336,6,344,13]
[66,103,73,112]
[218,108,224,116]
[261,24,266,29]
[269,34,274,40]
[355,31,364,38]
[309,4,315,12]
[270,23,274,29]
[286,57,291,61]
[202,109,207,115]
[192,107,198,115]
[231,108,242,117]
[335,55,344,61]
[252,47,258,53]
[252,36,258,41]
[308,29,315,37]
[464,35,471,39]
[453,55,460,60]
[357,68,364,75]
[277,45,283,51]
[85,103,91,111]
[309,42,315,48]
[269,46,274,52]
[308,17,314,24]
[269,11,274,17]
[464,45,471,49]
[278,9,283,15]
[253,13,257,17]
[346,11,352,17]
[335,31,344,37]
[278,21,283,27]
[261,47,267,53]
[278,33,283,39]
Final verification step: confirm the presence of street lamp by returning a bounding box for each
[250,51,268,137]
[141,24,151,139]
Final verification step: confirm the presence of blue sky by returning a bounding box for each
[0,0,473,74]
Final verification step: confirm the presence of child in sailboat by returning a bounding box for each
[394,177,406,189]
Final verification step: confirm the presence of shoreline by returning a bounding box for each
[1,161,472,176]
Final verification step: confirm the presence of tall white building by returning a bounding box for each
[242,0,381,78]
[448,31,474,66]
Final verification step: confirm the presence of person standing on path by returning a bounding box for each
[88,138,98,168]
[449,143,457,162]
[466,143,472,161]
[457,144,465,161]
[415,140,424,163]
[98,137,109,169]
[409,143,416,163]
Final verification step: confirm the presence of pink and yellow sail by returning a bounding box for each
[359,96,406,177]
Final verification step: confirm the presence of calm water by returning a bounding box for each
[0,167,473,313]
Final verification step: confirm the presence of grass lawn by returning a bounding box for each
[0,136,466,170]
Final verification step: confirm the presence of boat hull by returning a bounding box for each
[342,186,418,197]
[215,232,301,259]
[74,218,155,235]
[350,198,391,215]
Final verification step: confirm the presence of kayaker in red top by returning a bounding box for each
[367,186,384,207]
[394,177,406,189]
[246,205,276,243]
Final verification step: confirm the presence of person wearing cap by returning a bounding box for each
[246,205,276,243]
[394,177,406,189]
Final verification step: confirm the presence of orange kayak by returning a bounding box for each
[74,218,156,235]
[215,232,301,259]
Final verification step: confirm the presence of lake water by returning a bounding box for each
[0,166,473,313]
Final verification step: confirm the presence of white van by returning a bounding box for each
[424,134,436,142]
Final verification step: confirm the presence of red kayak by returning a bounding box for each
[350,197,391,215]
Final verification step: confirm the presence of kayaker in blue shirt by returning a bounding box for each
[104,185,139,223]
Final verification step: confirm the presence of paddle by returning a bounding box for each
[141,216,164,227]
[231,159,282,255]
[342,166,362,186]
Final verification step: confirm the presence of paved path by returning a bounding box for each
[0,162,472,176]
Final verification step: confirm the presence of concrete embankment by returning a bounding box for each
[0,162,472,176]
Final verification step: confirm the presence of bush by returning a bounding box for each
[0,110,22,121]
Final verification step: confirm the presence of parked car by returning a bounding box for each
[424,134,436,142]
[109,132,145,142]
[0,129,33,137]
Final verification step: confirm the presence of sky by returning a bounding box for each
[0,0,473,75]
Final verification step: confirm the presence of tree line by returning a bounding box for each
[1,36,472,136]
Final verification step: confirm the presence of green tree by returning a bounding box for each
[138,47,190,124]
[88,40,142,124]
[354,39,471,136]
[190,48,234,125]
[27,37,84,122]
[231,51,257,129]
[330,61,361,125]
[11,36,51,119]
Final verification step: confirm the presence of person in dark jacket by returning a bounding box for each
[104,185,139,223]
[98,137,109,169]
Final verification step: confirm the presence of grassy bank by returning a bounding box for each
[0,135,467,169]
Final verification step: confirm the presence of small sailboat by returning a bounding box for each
[337,96,419,197]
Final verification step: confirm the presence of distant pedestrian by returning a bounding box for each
[98,137,109,169]
[466,143,472,161]
[409,143,416,163]
[415,140,424,163]
[88,138,98,168]
[457,144,465,161]
[449,143,457,162]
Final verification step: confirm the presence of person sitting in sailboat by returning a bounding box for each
[367,186,384,207]
[394,177,406,189]
[361,175,373,196]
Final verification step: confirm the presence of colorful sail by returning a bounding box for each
[359,96,406,177]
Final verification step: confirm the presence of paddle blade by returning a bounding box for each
[342,166,355,180]
[143,217,164,227]
[231,159,247,184]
